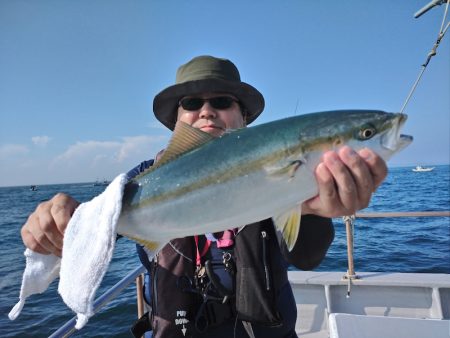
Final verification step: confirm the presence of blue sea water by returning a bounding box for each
[0,165,449,337]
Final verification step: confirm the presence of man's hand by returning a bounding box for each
[302,146,387,218]
[21,193,80,257]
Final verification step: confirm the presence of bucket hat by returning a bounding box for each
[153,55,265,130]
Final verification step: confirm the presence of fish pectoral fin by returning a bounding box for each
[272,206,302,251]
[267,160,303,179]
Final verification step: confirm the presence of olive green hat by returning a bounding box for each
[153,55,265,130]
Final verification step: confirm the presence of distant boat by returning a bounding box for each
[93,180,110,186]
[412,166,435,172]
[30,185,37,191]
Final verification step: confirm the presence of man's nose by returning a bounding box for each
[199,102,217,119]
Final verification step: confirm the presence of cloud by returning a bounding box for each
[0,134,169,186]
[53,135,167,165]
[116,135,166,162]
[52,140,121,166]
[49,135,168,181]
[32,135,52,147]
[0,144,29,159]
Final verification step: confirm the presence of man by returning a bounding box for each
[21,56,387,337]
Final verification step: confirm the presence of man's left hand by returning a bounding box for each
[302,146,387,218]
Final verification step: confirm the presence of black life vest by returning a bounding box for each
[135,219,290,338]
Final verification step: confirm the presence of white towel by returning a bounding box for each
[9,173,128,330]
[8,249,61,320]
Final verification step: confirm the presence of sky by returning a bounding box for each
[0,0,449,187]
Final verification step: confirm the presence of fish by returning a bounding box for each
[117,110,412,251]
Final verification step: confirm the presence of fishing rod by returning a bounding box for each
[345,1,449,286]
[415,0,447,18]
[400,0,450,113]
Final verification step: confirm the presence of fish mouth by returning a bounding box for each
[398,134,413,151]
[381,113,413,152]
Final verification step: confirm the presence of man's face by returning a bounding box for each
[177,92,245,137]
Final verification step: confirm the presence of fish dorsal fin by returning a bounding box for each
[155,121,215,168]
[135,122,215,178]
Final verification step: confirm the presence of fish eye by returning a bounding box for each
[357,125,376,140]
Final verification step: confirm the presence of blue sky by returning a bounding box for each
[0,1,449,187]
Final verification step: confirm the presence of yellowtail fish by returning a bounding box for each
[118,110,412,251]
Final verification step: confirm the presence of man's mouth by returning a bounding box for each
[200,125,224,131]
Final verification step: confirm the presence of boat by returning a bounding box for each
[29,185,37,191]
[93,180,110,186]
[49,210,450,338]
[290,211,450,338]
[412,166,435,172]
[291,270,450,338]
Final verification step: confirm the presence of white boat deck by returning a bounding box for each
[329,313,449,338]
[288,271,450,338]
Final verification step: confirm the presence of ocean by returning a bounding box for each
[1,165,449,337]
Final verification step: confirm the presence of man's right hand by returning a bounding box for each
[21,193,80,257]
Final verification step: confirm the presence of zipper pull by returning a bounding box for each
[261,230,271,291]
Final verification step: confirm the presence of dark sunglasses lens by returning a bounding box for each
[209,97,235,109]
[180,97,236,110]
[180,98,204,110]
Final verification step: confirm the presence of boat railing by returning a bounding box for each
[50,211,449,337]
[343,211,449,294]
[355,211,449,218]
[49,264,146,338]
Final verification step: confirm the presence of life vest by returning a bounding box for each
[133,219,291,338]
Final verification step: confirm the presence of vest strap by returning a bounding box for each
[130,311,151,338]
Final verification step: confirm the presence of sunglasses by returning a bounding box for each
[178,96,239,111]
